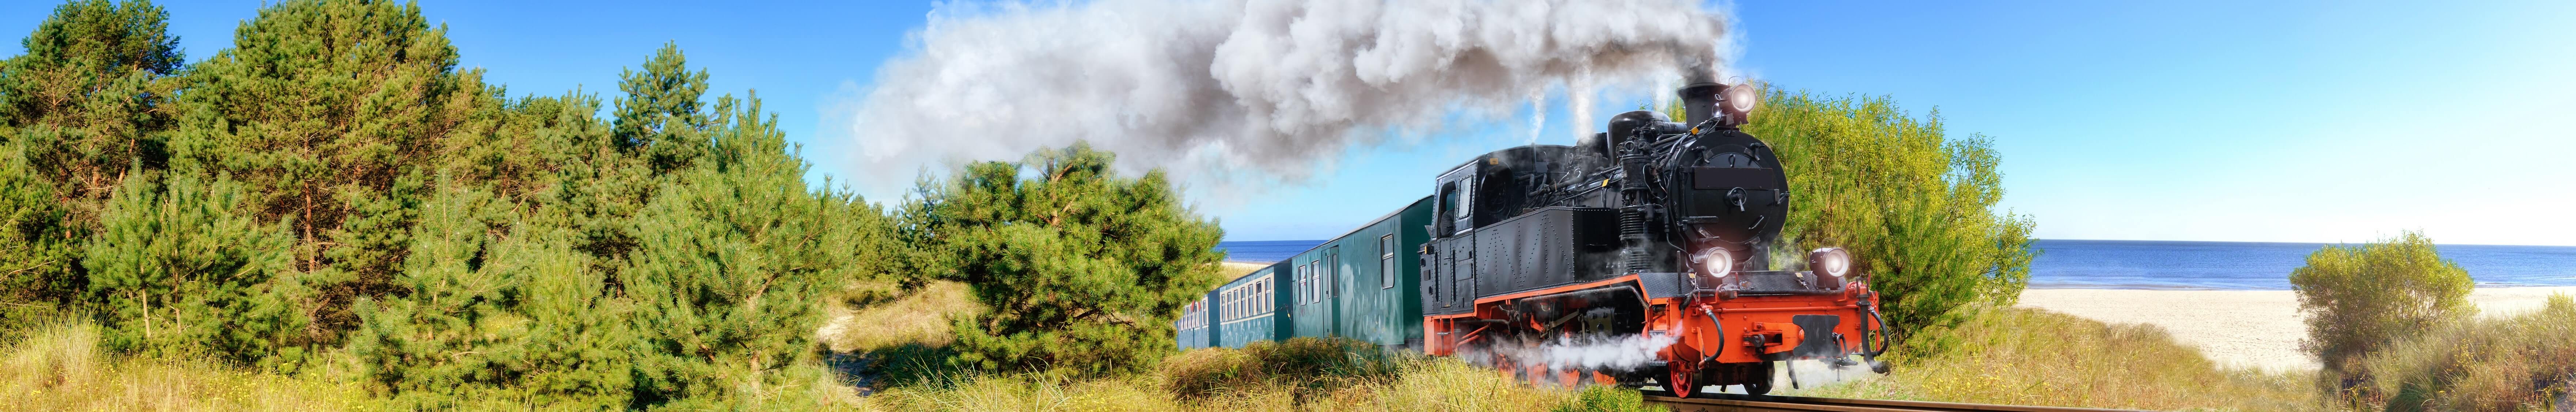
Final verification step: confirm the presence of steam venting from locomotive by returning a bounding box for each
[1461,333,1682,384]
[835,0,1736,194]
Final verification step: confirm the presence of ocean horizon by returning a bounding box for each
[1214,239,2576,291]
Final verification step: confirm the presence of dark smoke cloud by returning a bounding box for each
[834,0,1734,195]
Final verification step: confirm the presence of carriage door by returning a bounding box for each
[1325,246,1340,336]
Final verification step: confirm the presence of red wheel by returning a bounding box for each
[1666,364,1696,398]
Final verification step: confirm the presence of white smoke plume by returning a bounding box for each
[1779,357,1870,390]
[836,0,1735,195]
[1459,333,1679,386]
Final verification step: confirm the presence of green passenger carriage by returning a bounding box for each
[1176,197,1435,350]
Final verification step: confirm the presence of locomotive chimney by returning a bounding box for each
[1678,83,1723,126]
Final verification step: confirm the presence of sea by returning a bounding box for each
[1212,239,2576,291]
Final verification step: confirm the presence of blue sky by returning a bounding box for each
[8,0,2572,245]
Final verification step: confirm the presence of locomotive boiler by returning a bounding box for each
[1415,83,1888,397]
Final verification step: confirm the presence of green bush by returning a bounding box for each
[2353,294,2575,411]
[1738,89,2040,340]
[911,143,1227,376]
[2287,230,2473,391]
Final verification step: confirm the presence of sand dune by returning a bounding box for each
[2016,286,2576,371]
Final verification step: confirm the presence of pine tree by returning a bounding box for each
[611,43,711,173]
[0,0,185,331]
[0,0,183,192]
[0,138,81,336]
[915,143,1225,375]
[82,171,307,363]
[163,0,489,346]
[346,176,638,409]
[623,95,855,407]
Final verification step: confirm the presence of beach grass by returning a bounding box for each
[1221,262,1267,281]
[2348,294,2576,411]
[1785,306,2321,411]
[825,281,979,352]
[0,319,378,411]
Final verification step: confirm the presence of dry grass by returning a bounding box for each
[823,281,979,352]
[0,320,376,411]
[1788,306,2321,411]
[1220,262,1266,281]
[820,263,1257,354]
[2350,294,2576,411]
[863,357,1611,412]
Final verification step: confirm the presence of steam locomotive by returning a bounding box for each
[1175,83,1888,397]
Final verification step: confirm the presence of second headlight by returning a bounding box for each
[1722,83,1761,118]
[1808,247,1852,280]
[1693,247,1735,278]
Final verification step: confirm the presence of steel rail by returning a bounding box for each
[1643,394,2158,412]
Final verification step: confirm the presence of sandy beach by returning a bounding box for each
[2017,286,2576,371]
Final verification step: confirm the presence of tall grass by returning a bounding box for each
[2351,294,2576,411]
[1219,262,1267,281]
[866,337,1661,412]
[826,281,978,352]
[1158,337,1407,400]
[0,319,375,411]
[1790,306,2320,411]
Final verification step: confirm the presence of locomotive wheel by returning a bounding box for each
[1666,364,1697,398]
[1742,362,1775,396]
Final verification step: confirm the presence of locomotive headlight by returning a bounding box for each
[1722,84,1761,117]
[1808,247,1853,281]
[1693,247,1735,278]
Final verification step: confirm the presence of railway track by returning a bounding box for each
[1643,394,2155,412]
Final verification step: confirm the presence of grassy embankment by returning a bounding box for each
[1788,306,2320,411]
[0,262,1259,411]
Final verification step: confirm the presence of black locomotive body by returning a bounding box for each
[1418,83,1887,397]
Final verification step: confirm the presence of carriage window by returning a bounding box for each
[1309,259,1324,302]
[1297,264,1311,304]
[1324,247,1338,299]
[1380,234,1397,289]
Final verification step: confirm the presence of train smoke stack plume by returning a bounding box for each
[838,0,1735,190]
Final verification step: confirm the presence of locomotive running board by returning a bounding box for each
[1465,274,1646,307]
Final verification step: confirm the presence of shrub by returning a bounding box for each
[2287,230,2473,389]
[913,143,1227,375]
[2353,294,2575,411]
[1739,90,2040,340]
